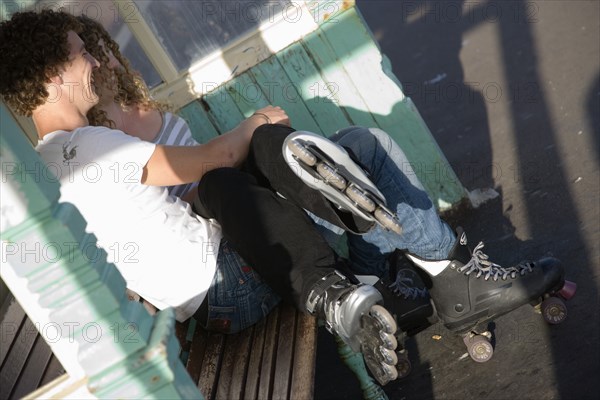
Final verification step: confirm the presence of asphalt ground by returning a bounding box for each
[315,1,600,399]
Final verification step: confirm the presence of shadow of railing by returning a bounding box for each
[359,0,599,399]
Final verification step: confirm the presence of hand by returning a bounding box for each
[252,105,290,127]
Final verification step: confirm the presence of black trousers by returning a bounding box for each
[193,124,368,309]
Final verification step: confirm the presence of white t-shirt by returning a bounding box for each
[36,126,222,321]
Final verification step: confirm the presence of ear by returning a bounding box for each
[48,73,64,86]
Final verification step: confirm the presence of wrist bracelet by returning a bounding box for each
[252,112,271,124]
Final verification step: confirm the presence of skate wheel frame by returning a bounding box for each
[283,132,404,234]
[358,304,400,385]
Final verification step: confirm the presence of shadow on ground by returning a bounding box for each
[316,1,599,399]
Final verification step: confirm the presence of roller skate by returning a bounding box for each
[306,271,399,385]
[357,251,438,379]
[406,228,576,362]
[283,131,402,234]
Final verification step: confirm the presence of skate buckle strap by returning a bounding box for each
[459,241,534,281]
[305,270,346,315]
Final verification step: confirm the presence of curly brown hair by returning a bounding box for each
[0,10,83,116]
[77,15,168,127]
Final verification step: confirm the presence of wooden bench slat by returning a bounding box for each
[250,57,322,134]
[0,317,38,399]
[257,306,281,400]
[290,312,318,400]
[243,317,267,400]
[178,100,220,143]
[278,43,352,135]
[0,296,27,367]
[203,85,245,133]
[186,324,210,384]
[272,304,298,399]
[11,334,53,399]
[300,30,380,129]
[197,332,226,399]
[216,327,253,399]
[224,73,270,118]
[39,355,65,387]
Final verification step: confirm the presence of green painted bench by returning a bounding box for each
[169,3,464,209]
[0,2,465,399]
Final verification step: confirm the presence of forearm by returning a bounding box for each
[141,114,267,186]
[220,113,270,167]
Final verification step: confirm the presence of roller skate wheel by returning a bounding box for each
[379,331,398,350]
[541,296,567,324]
[464,334,494,363]
[345,184,376,212]
[362,347,399,385]
[379,346,399,366]
[288,139,317,166]
[377,362,399,385]
[374,208,402,235]
[316,162,347,190]
[396,351,412,379]
[558,280,577,300]
[370,305,397,334]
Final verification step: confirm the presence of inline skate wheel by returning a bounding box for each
[374,208,402,235]
[359,304,400,385]
[288,139,317,166]
[396,350,412,379]
[464,334,494,363]
[345,184,376,212]
[541,296,567,325]
[378,330,398,350]
[316,162,347,190]
[369,304,398,334]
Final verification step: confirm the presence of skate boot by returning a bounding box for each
[406,229,576,362]
[306,271,399,385]
[283,131,402,234]
[357,251,438,378]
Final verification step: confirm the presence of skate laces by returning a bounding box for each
[459,237,534,281]
[389,269,428,299]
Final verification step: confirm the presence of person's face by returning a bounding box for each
[59,31,100,111]
[92,38,122,102]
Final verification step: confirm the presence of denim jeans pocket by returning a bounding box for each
[208,240,281,334]
[206,305,236,333]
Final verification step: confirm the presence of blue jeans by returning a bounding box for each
[202,126,455,333]
[313,126,456,276]
[202,240,281,334]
